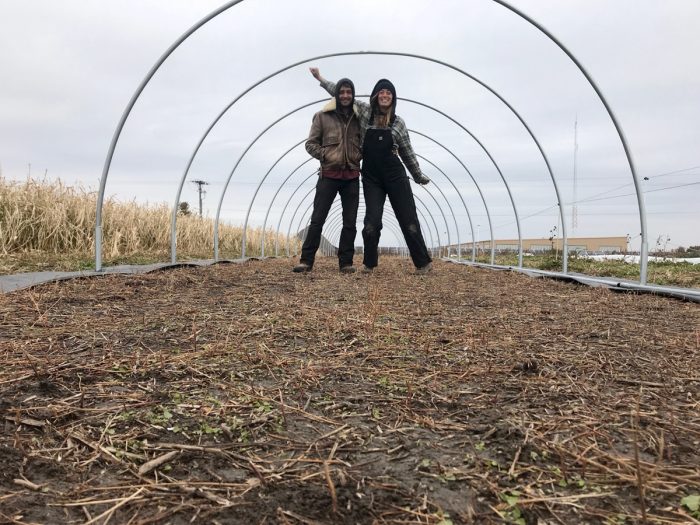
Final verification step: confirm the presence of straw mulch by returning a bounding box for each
[1,257,698,524]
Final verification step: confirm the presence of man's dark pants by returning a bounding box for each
[300,176,359,268]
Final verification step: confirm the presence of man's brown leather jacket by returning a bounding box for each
[305,99,362,171]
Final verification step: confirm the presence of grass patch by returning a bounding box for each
[470,253,700,288]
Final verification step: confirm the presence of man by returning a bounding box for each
[293,78,362,273]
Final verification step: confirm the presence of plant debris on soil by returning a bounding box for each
[1,257,698,524]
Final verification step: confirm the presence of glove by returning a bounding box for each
[413,172,430,185]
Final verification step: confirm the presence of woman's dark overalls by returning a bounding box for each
[361,127,432,269]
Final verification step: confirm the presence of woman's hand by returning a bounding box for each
[309,67,322,81]
[413,172,431,185]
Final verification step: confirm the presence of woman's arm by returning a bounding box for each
[393,117,430,185]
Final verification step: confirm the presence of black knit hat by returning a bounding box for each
[370,78,397,126]
[370,78,396,105]
[335,78,355,108]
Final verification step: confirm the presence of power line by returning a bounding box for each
[571,181,700,205]
[495,204,559,229]
[572,116,578,231]
[494,180,699,229]
[566,164,700,204]
[649,165,700,178]
[645,181,700,194]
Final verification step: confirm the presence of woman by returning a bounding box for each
[311,68,433,274]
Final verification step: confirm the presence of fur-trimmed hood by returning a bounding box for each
[321,77,357,115]
[321,97,360,116]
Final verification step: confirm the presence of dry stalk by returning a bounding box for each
[81,487,145,525]
[138,450,179,476]
[633,387,648,524]
[323,461,338,514]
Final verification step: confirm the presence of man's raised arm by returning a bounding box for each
[310,67,335,97]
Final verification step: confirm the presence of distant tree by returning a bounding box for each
[548,225,557,246]
[548,225,559,258]
[178,202,192,216]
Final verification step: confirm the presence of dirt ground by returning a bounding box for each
[1,257,698,525]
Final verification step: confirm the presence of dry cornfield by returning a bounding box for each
[0,176,300,263]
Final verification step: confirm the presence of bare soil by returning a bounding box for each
[1,257,698,524]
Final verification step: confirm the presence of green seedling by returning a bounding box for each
[499,491,525,525]
[196,421,221,435]
[115,410,136,423]
[146,407,173,425]
[255,400,272,413]
[440,470,456,482]
[681,494,700,519]
[206,395,221,407]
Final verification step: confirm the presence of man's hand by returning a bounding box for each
[309,67,322,81]
[413,173,430,185]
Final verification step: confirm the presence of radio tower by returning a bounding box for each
[191,180,209,217]
[571,117,578,232]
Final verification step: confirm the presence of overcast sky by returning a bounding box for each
[1,0,699,253]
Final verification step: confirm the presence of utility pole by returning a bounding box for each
[571,116,578,232]
[476,224,480,254]
[191,180,209,217]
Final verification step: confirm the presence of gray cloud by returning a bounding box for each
[1,0,698,250]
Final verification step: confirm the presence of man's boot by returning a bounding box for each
[293,262,312,273]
